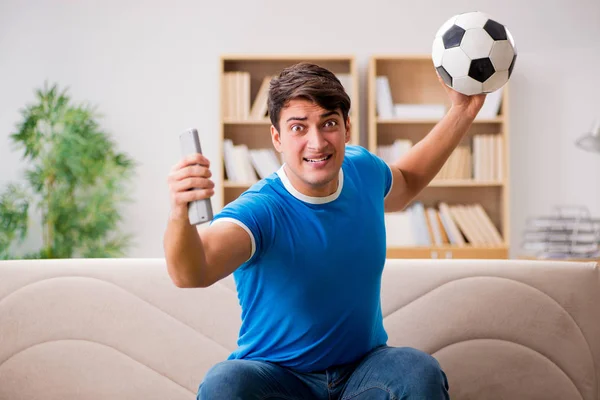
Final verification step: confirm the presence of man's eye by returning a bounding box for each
[291,125,303,132]
[324,120,338,128]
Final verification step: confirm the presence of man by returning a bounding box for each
[164,62,485,399]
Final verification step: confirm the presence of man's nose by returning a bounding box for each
[306,127,327,149]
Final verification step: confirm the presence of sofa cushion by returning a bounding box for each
[0,258,241,400]
[380,259,600,400]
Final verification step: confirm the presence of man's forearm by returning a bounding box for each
[163,217,206,288]
[393,105,475,196]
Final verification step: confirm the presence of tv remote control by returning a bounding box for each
[179,128,214,224]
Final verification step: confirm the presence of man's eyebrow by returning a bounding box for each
[286,116,307,123]
[285,111,341,123]
[320,110,341,118]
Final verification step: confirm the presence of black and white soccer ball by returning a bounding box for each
[432,11,517,95]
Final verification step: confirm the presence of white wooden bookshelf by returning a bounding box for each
[219,54,360,209]
[369,54,511,259]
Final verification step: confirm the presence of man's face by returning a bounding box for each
[271,99,350,197]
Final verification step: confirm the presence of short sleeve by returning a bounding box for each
[210,192,273,266]
[347,145,393,199]
[369,151,393,199]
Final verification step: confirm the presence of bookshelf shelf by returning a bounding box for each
[224,181,255,188]
[377,117,504,124]
[219,54,360,210]
[221,53,355,61]
[223,119,271,125]
[428,179,503,187]
[369,54,510,259]
[387,245,509,259]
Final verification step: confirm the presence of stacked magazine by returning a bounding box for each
[520,206,600,259]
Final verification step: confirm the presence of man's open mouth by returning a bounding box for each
[303,155,332,163]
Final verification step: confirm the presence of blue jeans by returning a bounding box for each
[197,345,449,399]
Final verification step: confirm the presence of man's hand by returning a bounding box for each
[437,73,486,120]
[163,152,251,289]
[167,153,215,222]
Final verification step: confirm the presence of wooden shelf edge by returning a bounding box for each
[371,54,432,61]
[428,180,504,187]
[221,53,355,61]
[224,181,256,188]
[377,117,503,124]
[224,119,271,125]
[387,245,509,259]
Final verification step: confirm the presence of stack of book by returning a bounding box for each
[222,72,272,121]
[520,206,600,259]
[376,135,504,181]
[435,145,472,180]
[470,134,504,181]
[223,139,282,184]
[385,201,503,247]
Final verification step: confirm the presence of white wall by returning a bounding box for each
[1,0,599,258]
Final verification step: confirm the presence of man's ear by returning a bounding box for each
[344,117,351,143]
[271,125,282,152]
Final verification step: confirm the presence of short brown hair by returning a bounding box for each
[268,62,351,132]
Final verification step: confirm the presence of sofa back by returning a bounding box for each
[380,258,600,400]
[0,258,598,400]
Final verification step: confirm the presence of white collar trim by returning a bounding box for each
[276,164,343,204]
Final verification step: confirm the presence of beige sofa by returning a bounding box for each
[0,257,599,400]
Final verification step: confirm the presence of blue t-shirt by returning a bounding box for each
[211,144,393,372]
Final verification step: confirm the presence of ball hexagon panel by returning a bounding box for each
[435,15,457,38]
[441,47,471,78]
[483,19,507,40]
[454,11,490,30]
[460,28,495,59]
[489,40,515,71]
[483,70,508,92]
[436,66,453,87]
[432,36,445,67]
[469,58,495,82]
[453,76,483,96]
[443,25,466,49]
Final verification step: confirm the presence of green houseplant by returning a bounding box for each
[0,82,137,259]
